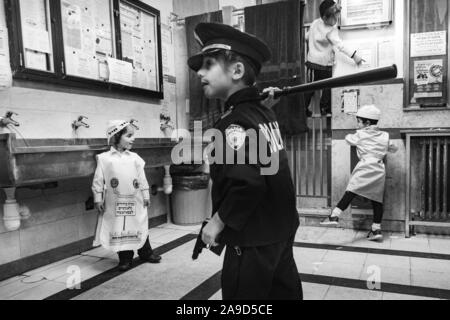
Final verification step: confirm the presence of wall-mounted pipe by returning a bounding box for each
[2,188,31,231]
[150,166,173,224]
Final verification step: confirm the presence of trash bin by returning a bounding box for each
[171,173,211,225]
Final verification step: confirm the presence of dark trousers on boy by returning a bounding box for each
[221,236,303,300]
[337,191,383,224]
[304,62,333,116]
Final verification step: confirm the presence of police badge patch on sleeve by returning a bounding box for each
[225,124,246,150]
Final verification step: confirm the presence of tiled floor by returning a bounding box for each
[1,224,450,300]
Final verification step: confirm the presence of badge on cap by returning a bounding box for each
[226,125,246,150]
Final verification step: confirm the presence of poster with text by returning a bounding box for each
[413,59,444,99]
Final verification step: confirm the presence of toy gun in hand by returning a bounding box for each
[192,219,225,260]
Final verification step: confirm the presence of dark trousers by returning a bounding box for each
[221,236,303,300]
[117,236,153,264]
[304,66,332,114]
[337,191,384,224]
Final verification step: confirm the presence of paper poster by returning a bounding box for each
[120,2,139,62]
[62,2,82,50]
[65,48,98,79]
[118,2,160,90]
[107,57,133,86]
[378,38,396,67]
[0,0,6,27]
[93,0,113,56]
[343,90,359,114]
[22,27,51,53]
[0,27,8,56]
[20,0,47,30]
[346,40,378,69]
[142,13,158,81]
[98,59,109,80]
[413,59,444,99]
[340,0,392,28]
[0,55,12,89]
[25,50,47,71]
[411,31,447,57]
[132,67,150,89]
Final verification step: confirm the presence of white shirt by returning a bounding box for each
[306,18,355,67]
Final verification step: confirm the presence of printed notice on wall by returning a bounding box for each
[413,59,444,99]
[343,90,359,114]
[108,57,133,86]
[411,31,447,57]
[61,0,114,80]
[378,38,396,67]
[0,55,12,89]
[340,0,392,28]
[120,1,159,91]
[19,0,53,72]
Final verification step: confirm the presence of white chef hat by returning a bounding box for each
[106,120,130,145]
[356,105,381,121]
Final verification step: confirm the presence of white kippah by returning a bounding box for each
[106,120,130,144]
[356,105,381,121]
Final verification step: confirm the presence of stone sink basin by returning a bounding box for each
[0,133,178,188]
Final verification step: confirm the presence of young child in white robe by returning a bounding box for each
[92,120,161,271]
[321,105,398,241]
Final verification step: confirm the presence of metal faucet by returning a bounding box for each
[72,116,90,130]
[0,112,20,127]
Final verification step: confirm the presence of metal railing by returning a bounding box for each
[285,115,331,208]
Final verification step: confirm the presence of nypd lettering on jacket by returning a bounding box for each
[259,122,284,153]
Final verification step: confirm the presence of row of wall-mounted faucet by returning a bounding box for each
[0,112,174,132]
[0,112,141,131]
[72,116,141,131]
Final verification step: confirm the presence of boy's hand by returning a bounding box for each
[201,214,225,247]
[353,53,364,66]
[95,202,105,214]
[144,199,151,208]
[261,87,282,109]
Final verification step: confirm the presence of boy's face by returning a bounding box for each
[357,118,368,129]
[197,56,235,100]
[118,126,136,150]
[323,4,341,26]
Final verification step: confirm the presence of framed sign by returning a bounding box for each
[405,0,449,109]
[6,0,164,99]
[339,0,393,29]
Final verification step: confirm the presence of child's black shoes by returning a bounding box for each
[367,230,383,242]
[140,253,162,264]
[118,261,133,272]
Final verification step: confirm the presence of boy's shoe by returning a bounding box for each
[118,261,133,272]
[320,216,339,226]
[367,230,383,242]
[140,253,162,264]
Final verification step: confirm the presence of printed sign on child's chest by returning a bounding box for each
[115,201,137,217]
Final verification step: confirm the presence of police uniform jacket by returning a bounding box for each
[210,87,300,247]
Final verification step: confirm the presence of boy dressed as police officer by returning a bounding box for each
[188,23,303,300]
